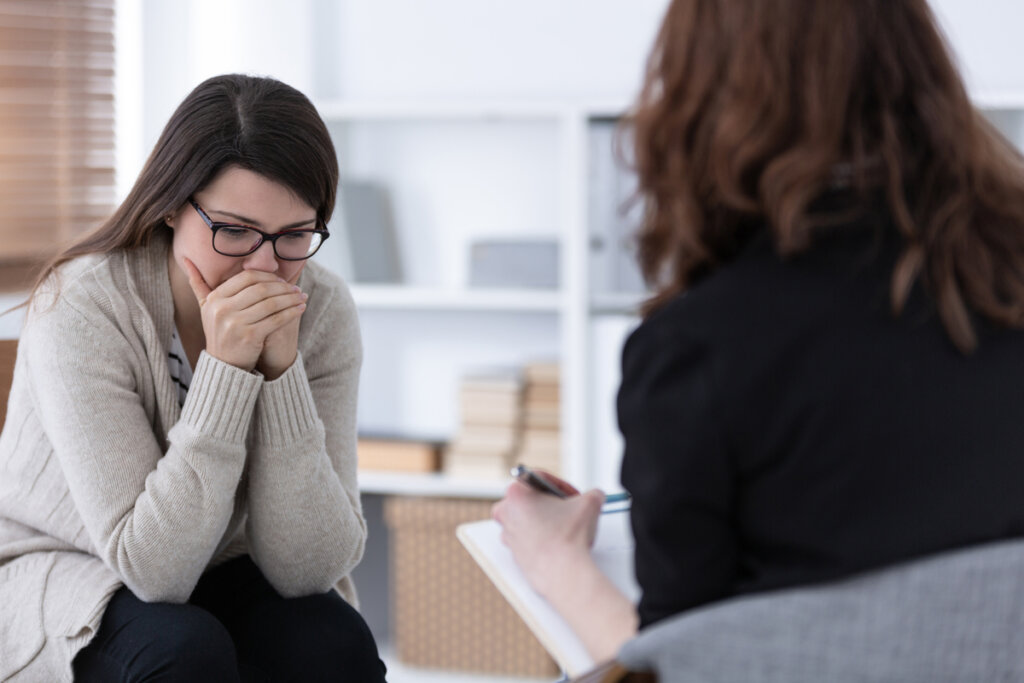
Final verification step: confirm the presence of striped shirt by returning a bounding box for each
[167,328,193,407]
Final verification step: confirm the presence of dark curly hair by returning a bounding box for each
[630,0,1024,352]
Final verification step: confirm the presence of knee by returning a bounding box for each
[319,603,385,673]
[258,594,386,681]
[146,606,239,681]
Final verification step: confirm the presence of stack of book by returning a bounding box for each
[358,435,443,473]
[514,362,561,475]
[444,369,525,479]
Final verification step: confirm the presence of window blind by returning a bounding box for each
[0,0,115,286]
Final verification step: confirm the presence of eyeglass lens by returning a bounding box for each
[214,226,323,259]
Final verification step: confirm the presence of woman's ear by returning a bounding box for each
[165,213,176,228]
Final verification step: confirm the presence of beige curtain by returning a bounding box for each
[0,0,115,287]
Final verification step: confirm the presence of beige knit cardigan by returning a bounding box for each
[0,232,366,681]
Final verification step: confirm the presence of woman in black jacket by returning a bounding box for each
[494,0,1024,663]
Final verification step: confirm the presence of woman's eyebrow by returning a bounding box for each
[209,208,317,231]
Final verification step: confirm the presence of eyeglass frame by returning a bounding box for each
[188,197,330,261]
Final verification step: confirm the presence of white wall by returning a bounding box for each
[123,0,668,183]
[323,0,668,101]
[116,0,321,194]
[0,295,25,339]
[929,0,1024,100]
[122,0,1024,187]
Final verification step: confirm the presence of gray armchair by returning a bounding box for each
[580,539,1024,682]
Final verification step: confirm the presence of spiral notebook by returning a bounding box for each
[456,509,640,676]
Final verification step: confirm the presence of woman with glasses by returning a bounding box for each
[493,0,1024,670]
[0,75,386,682]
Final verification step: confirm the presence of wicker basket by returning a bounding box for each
[384,496,559,677]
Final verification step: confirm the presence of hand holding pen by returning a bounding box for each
[510,464,631,512]
[493,465,629,599]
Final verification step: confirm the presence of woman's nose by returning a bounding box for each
[243,240,280,273]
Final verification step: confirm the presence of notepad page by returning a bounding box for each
[456,510,639,676]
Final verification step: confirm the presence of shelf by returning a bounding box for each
[581,100,632,120]
[358,471,509,499]
[350,285,563,312]
[972,90,1024,110]
[589,291,647,315]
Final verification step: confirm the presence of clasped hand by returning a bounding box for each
[183,259,307,380]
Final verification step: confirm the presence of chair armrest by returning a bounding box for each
[615,539,1024,683]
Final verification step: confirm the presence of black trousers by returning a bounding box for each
[72,555,387,682]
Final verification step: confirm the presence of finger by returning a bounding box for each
[581,490,606,546]
[535,469,580,497]
[506,480,536,501]
[248,300,306,338]
[582,489,607,513]
[182,258,213,304]
[230,288,307,322]
[215,269,289,299]
[234,290,305,325]
[217,280,301,313]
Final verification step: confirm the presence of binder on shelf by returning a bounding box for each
[468,239,560,290]
[588,120,647,296]
[452,425,521,452]
[445,367,525,480]
[460,367,525,394]
[524,360,560,385]
[441,451,514,481]
[515,360,563,475]
[357,435,443,473]
[324,179,403,284]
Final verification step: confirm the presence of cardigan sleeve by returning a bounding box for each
[22,300,262,603]
[243,275,366,597]
[618,311,738,628]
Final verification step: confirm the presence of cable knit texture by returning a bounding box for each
[0,231,365,682]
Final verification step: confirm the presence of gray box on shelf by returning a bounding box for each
[468,239,560,289]
[588,120,647,294]
[323,179,403,284]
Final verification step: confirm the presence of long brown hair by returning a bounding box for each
[630,0,1024,352]
[26,74,338,302]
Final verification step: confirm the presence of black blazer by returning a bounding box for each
[619,211,1024,628]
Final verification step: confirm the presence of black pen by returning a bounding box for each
[511,464,570,499]
[510,464,631,507]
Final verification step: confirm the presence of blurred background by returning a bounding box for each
[2,2,1023,680]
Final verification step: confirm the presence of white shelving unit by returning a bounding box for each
[318,99,644,501]
[321,102,645,682]
[357,471,509,499]
[326,89,1024,501]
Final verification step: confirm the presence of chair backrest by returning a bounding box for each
[0,339,16,428]
[615,539,1024,683]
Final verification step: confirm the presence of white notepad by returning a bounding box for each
[456,510,640,677]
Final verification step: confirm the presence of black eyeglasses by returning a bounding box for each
[189,198,330,261]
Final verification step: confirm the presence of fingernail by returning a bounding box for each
[301,292,308,300]
[293,285,301,292]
